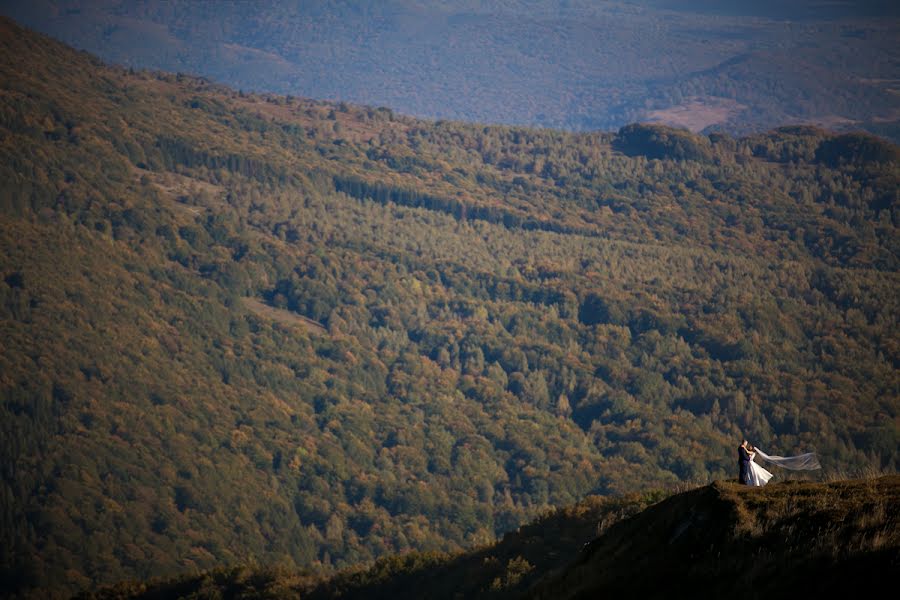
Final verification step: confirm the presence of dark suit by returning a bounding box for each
[738,445,752,485]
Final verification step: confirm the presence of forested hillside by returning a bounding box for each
[2,1,899,138]
[0,16,898,598]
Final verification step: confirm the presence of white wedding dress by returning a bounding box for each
[748,453,774,486]
[748,447,821,486]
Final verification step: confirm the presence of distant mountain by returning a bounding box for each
[0,15,898,599]
[82,475,900,599]
[642,0,900,19]
[1,1,898,139]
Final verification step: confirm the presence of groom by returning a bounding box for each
[738,439,752,485]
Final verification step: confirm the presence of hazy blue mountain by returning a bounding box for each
[2,0,898,138]
[639,0,900,18]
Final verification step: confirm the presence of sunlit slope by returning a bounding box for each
[0,16,898,599]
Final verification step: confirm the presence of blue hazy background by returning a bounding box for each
[2,1,899,136]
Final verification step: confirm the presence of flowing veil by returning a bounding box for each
[753,448,821,471]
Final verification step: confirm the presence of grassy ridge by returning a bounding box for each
[78,475,900,599]
[534,475,900,599]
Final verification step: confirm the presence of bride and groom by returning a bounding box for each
[738,439,821,486]
[739,439,771,486]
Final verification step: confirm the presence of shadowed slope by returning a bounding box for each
[531,476,900,599]
[79,476,900,599]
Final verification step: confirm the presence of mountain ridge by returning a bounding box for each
[77,475,900,599]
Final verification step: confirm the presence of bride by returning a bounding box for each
[746,445,773,486]
[747,444,821,486]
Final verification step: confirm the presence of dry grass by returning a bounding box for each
[240,297,328,334]
[530,476,900,599]
[821,465,892,482]
[643,96,747,132]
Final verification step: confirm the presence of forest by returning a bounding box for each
[0,16,898,598]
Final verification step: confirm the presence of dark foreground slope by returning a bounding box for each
[81,476,900,599]
[1,15,898,599]
[532,475,900,600]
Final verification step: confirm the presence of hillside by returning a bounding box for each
[1,1,898,139]
[79,476,900,599]
[0,15,898,599]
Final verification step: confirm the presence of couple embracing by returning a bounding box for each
[738,439,821,486]
[738,439,773,486]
